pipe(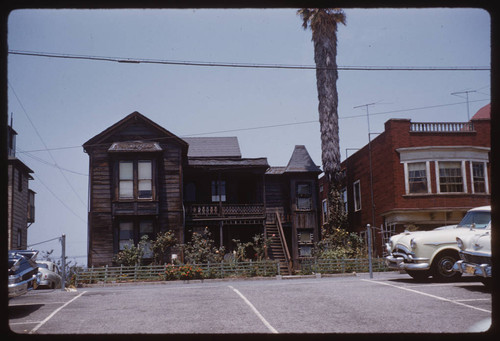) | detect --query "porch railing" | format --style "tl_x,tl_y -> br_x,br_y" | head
186,203 -> 265,219
410,122 -> 474,133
